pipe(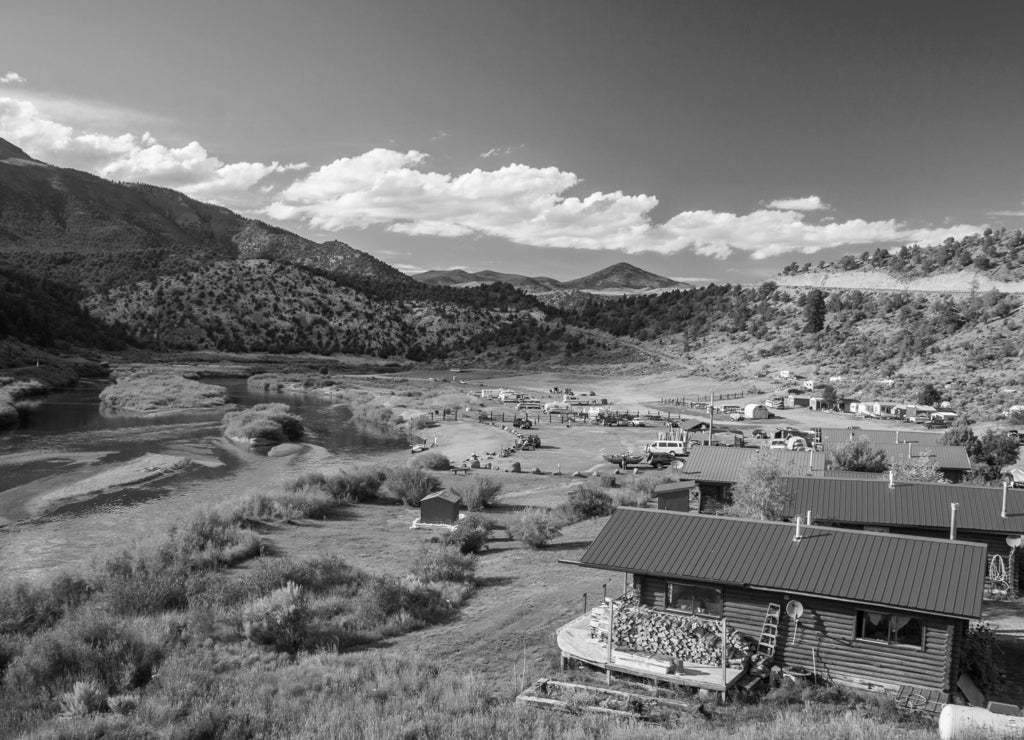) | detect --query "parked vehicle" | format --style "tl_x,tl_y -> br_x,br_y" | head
512,418 -> 533,429
644,440 -> 687,456
524,434 -> 541,449
629,419 -> 646,427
